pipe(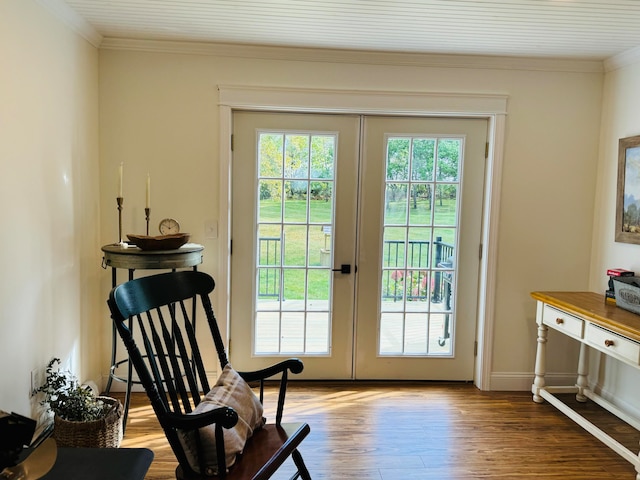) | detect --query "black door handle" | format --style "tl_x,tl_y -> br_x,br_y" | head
332,264 -> 352,274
